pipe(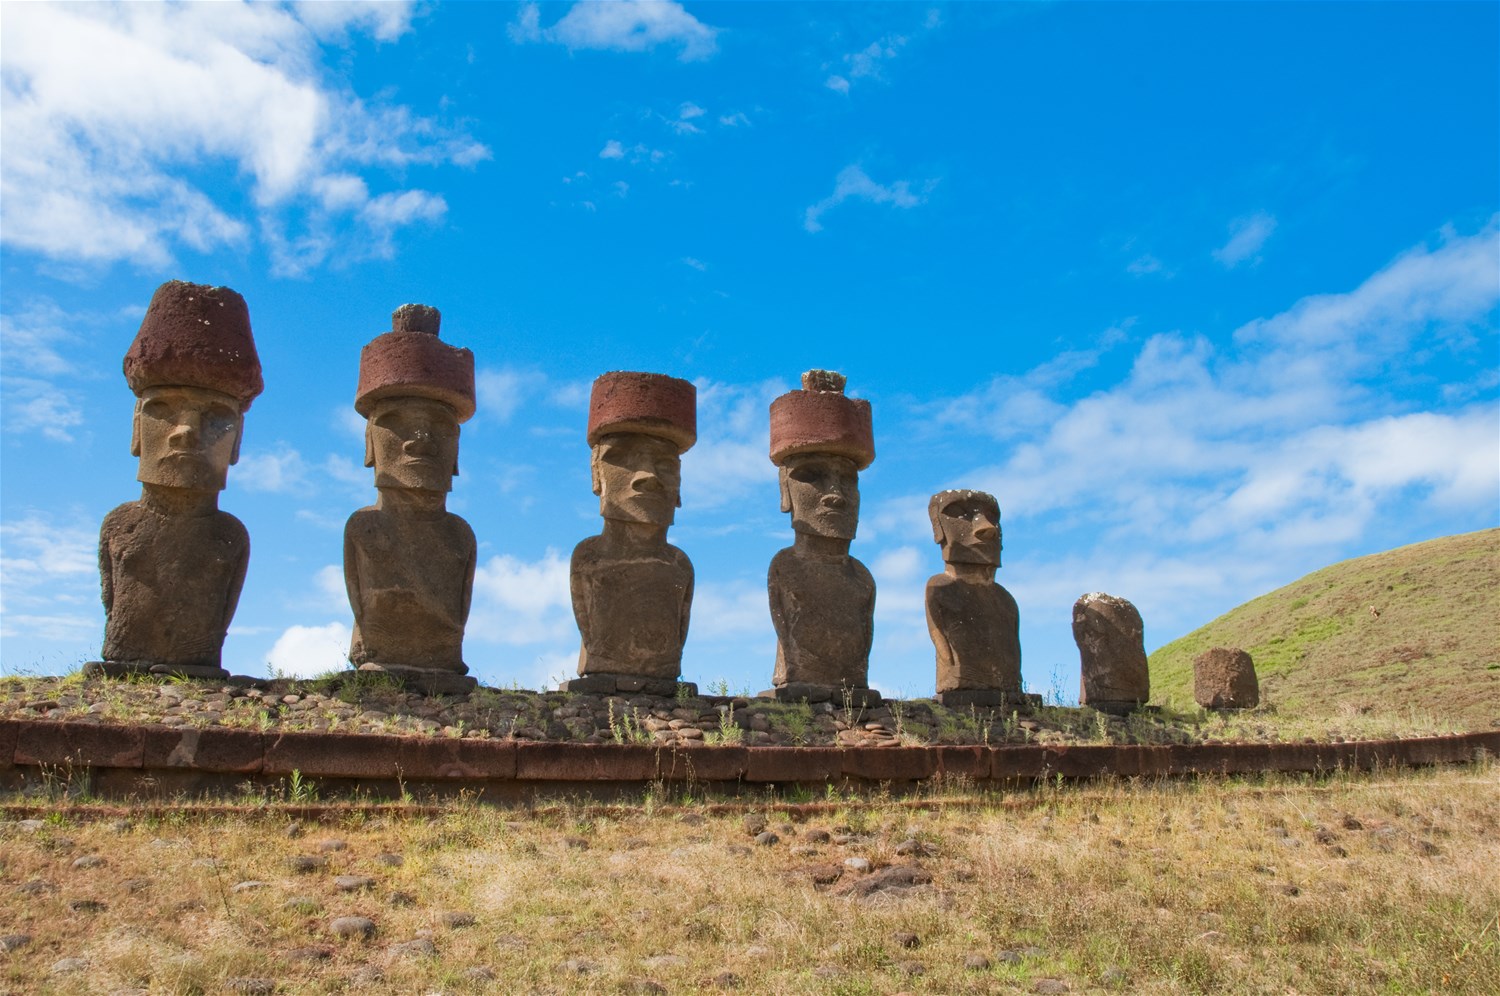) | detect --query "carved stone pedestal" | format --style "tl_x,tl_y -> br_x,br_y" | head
757,683 -> 883,708
357,663 -> 477,697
